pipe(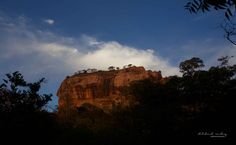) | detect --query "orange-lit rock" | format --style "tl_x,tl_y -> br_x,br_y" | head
57,66 -> 162,112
